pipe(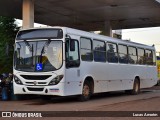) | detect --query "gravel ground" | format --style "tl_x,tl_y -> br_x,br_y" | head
144,85 -> 160,90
